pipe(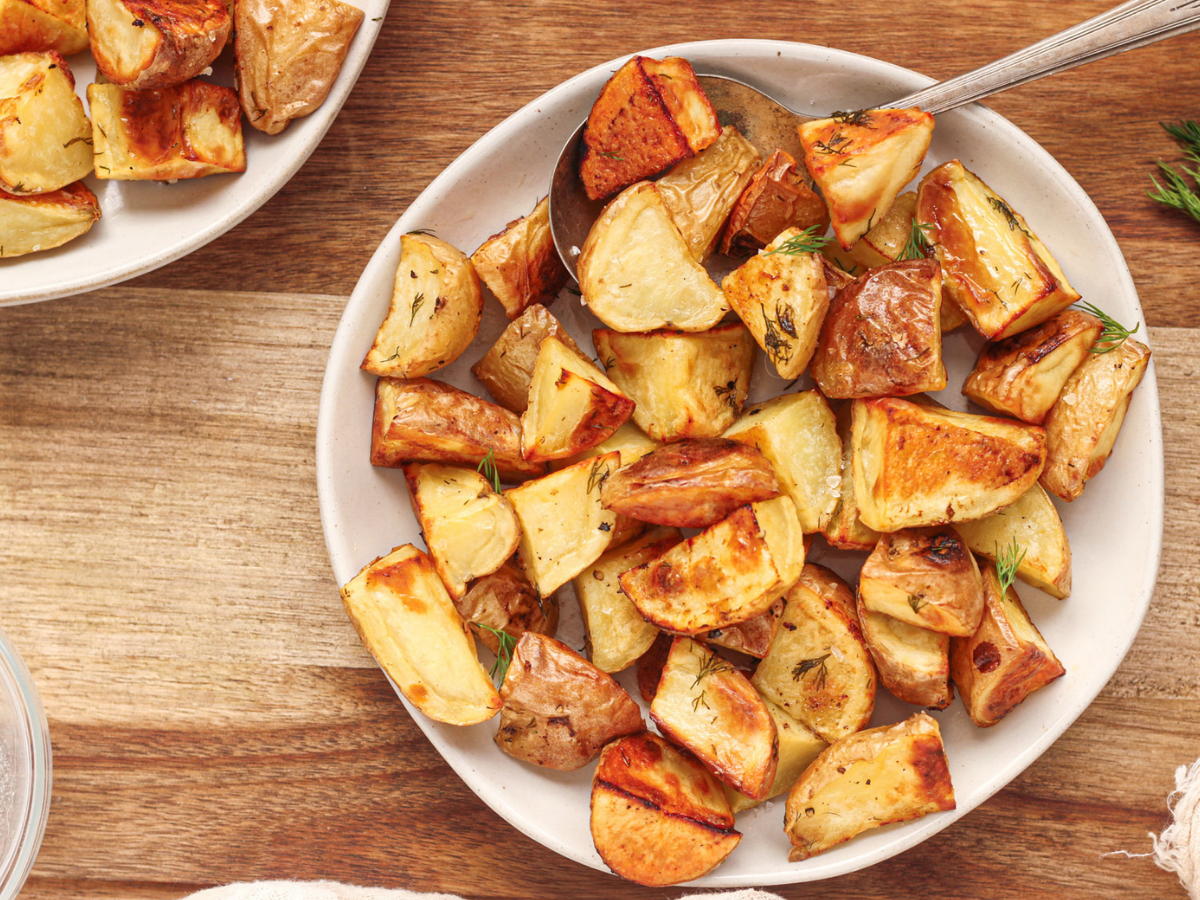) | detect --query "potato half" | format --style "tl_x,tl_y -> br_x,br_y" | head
0,52 -> 91,195
470,196 -> 568,319
857,599 -> 953,709
88,0 -> 231,90
0,181 -> 99,257
721,149 -> 829,257
471,303 -> 585,414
